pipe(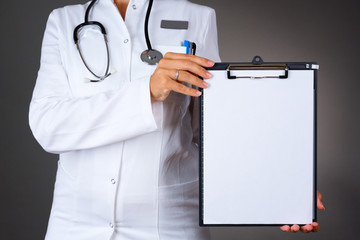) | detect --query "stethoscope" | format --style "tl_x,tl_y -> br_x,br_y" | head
73,0 -> 163,82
